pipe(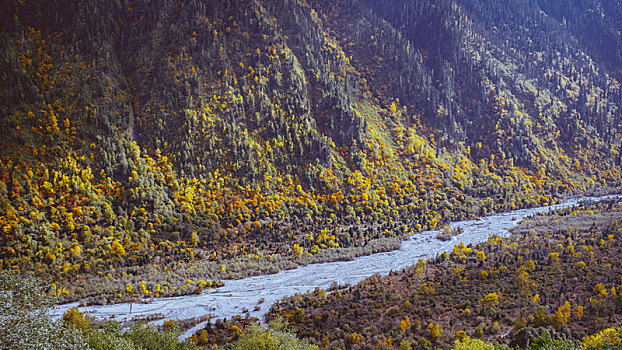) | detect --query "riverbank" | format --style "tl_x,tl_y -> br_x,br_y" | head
61,235 -> 402,306
51,194 -> 622,340
56,187 -> 620,307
